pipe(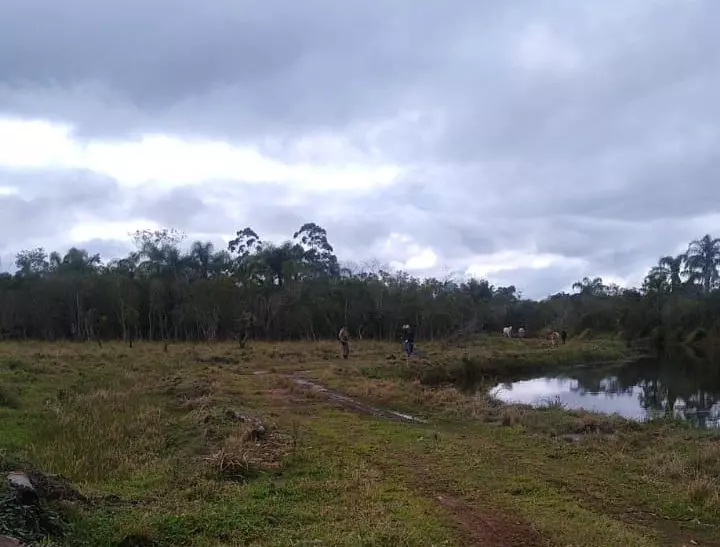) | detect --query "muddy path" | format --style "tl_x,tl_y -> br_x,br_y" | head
371,450 -> 551,546
288,375 -> 427,424
433,492 -> 550,547
271,374 -> 552,545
